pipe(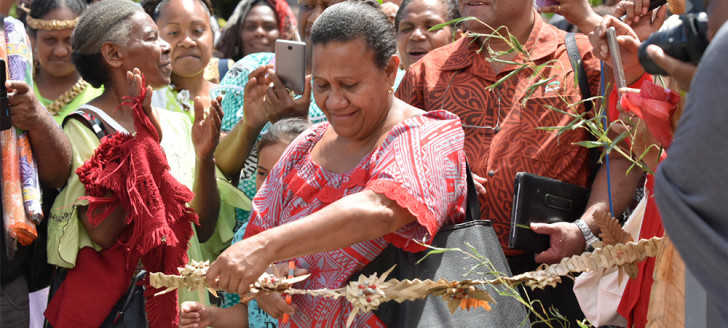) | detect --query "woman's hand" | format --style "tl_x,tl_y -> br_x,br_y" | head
207,235 -> 273,295
127,68 -> 163,141
262,72 -> 312,123
588,15 -> 645,85
192,95 -> 223,161
179,301 -> 212,328
256,263 -> 308,318
256,293 -> 297,319
243,64 -> 275,130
